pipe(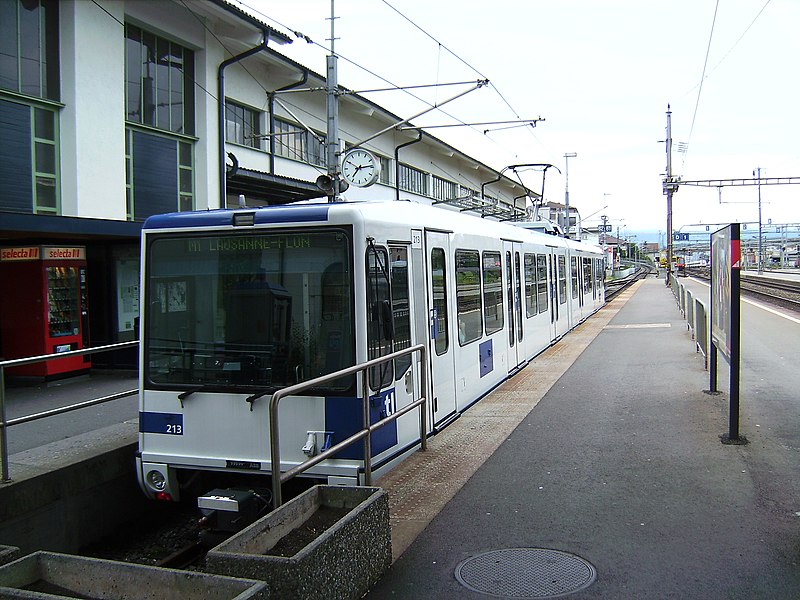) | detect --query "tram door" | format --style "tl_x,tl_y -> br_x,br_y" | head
549,249 -> 569,340
503,241 -> 525,372
424,231 -> 457,426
